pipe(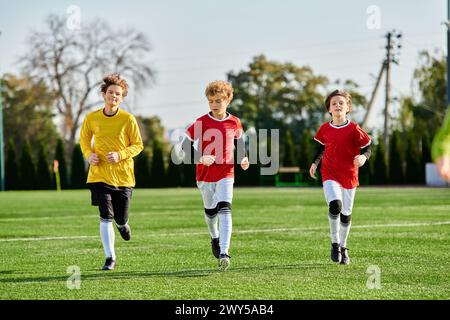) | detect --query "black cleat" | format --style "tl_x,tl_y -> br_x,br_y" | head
211,238 -> 220,259
331,243 -> 341,263
340,247 -> 350,265
102,257 -> 116,271
118,224 -> 131,241
218,253 -> 231,271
